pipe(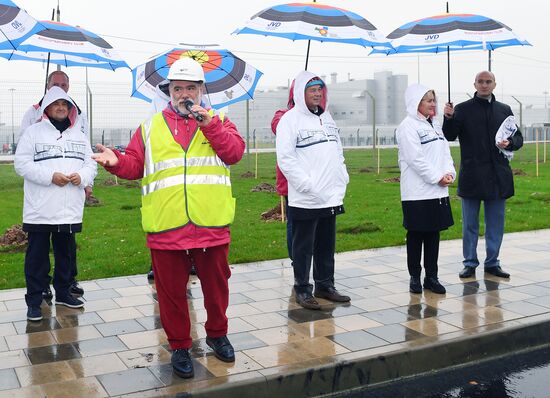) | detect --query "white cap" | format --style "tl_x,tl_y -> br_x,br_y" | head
167,57 -> 205,82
